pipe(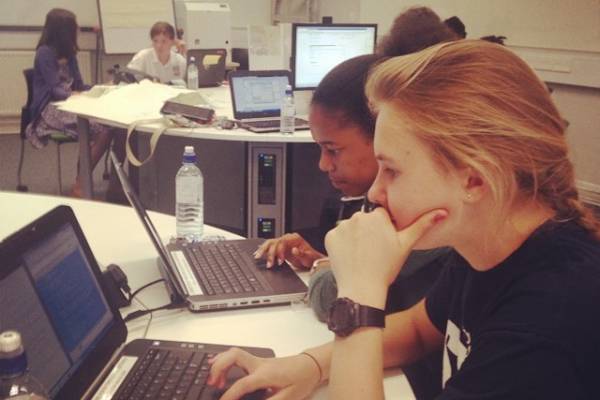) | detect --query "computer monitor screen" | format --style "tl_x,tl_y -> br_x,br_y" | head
292,23 -> 377,90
